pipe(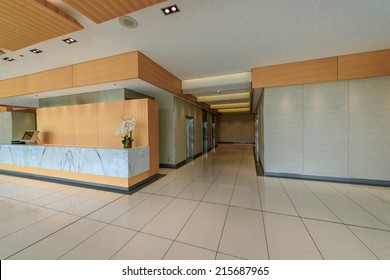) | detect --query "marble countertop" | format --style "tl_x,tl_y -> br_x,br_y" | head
0,144 -> 150,178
